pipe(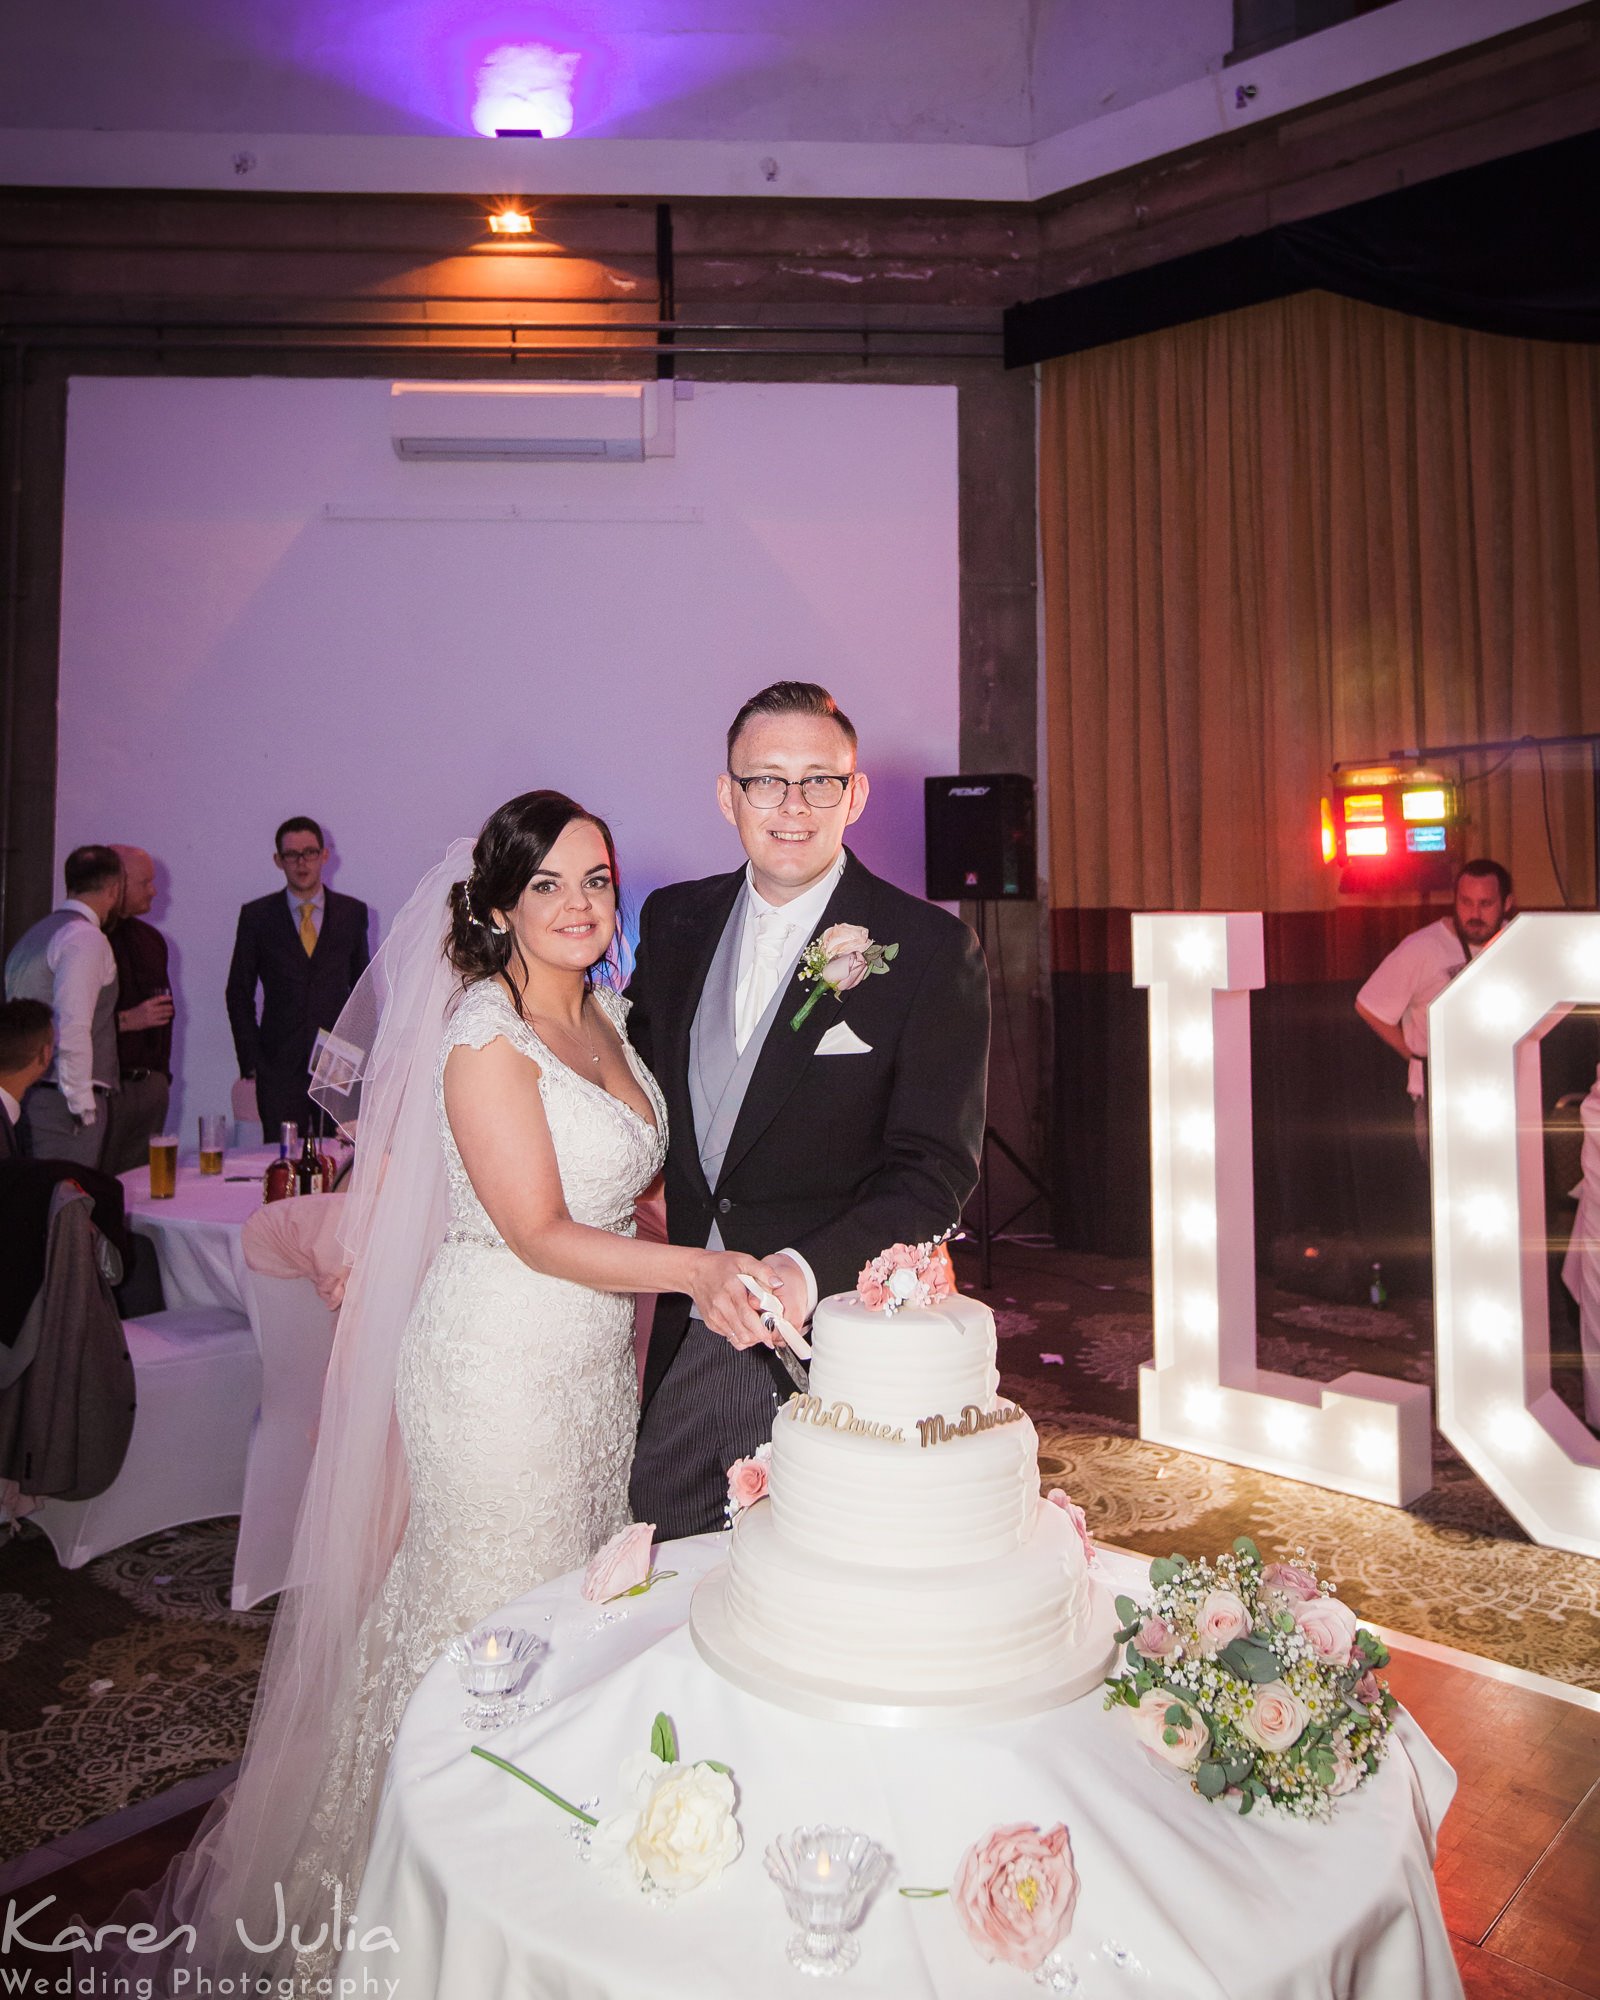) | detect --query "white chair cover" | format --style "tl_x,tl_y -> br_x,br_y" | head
30,1306 -> 260,1568
232,1270 -> 337,1610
